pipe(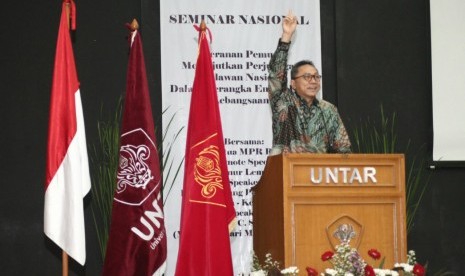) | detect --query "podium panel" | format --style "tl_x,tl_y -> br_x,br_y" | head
252,154 -> 407,275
